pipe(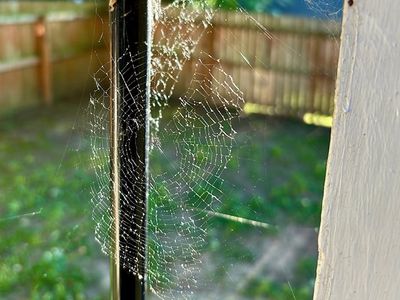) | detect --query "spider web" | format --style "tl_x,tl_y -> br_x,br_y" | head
89,0 -> 342,298
90,1 -> 245,298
